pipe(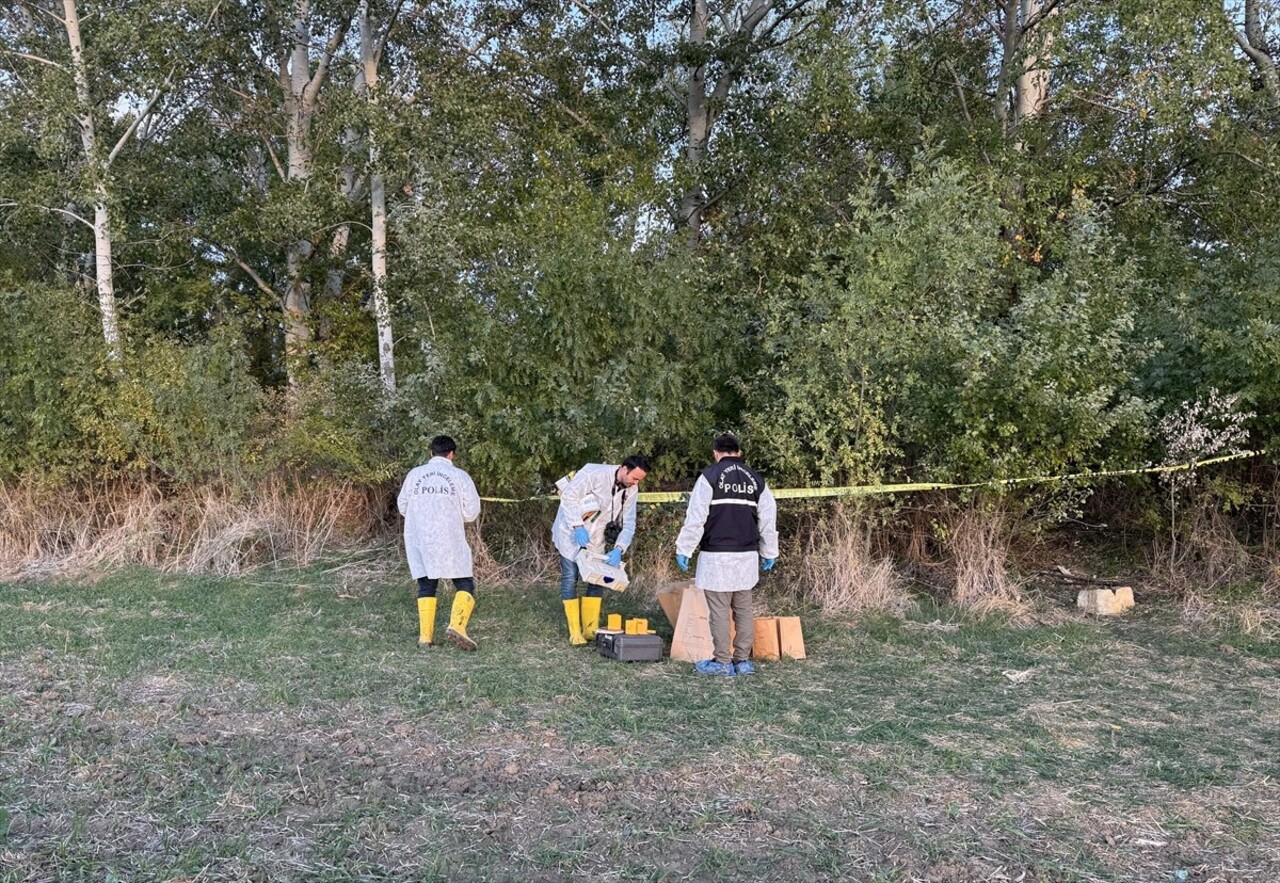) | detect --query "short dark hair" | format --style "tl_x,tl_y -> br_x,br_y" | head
430,435 -> 457,457
713,433 -> 741,454
621,454 -> 650,472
